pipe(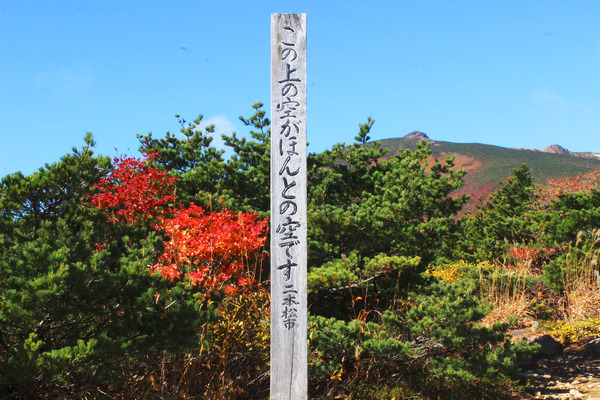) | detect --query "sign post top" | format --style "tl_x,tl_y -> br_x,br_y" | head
271,13 -> 306,30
